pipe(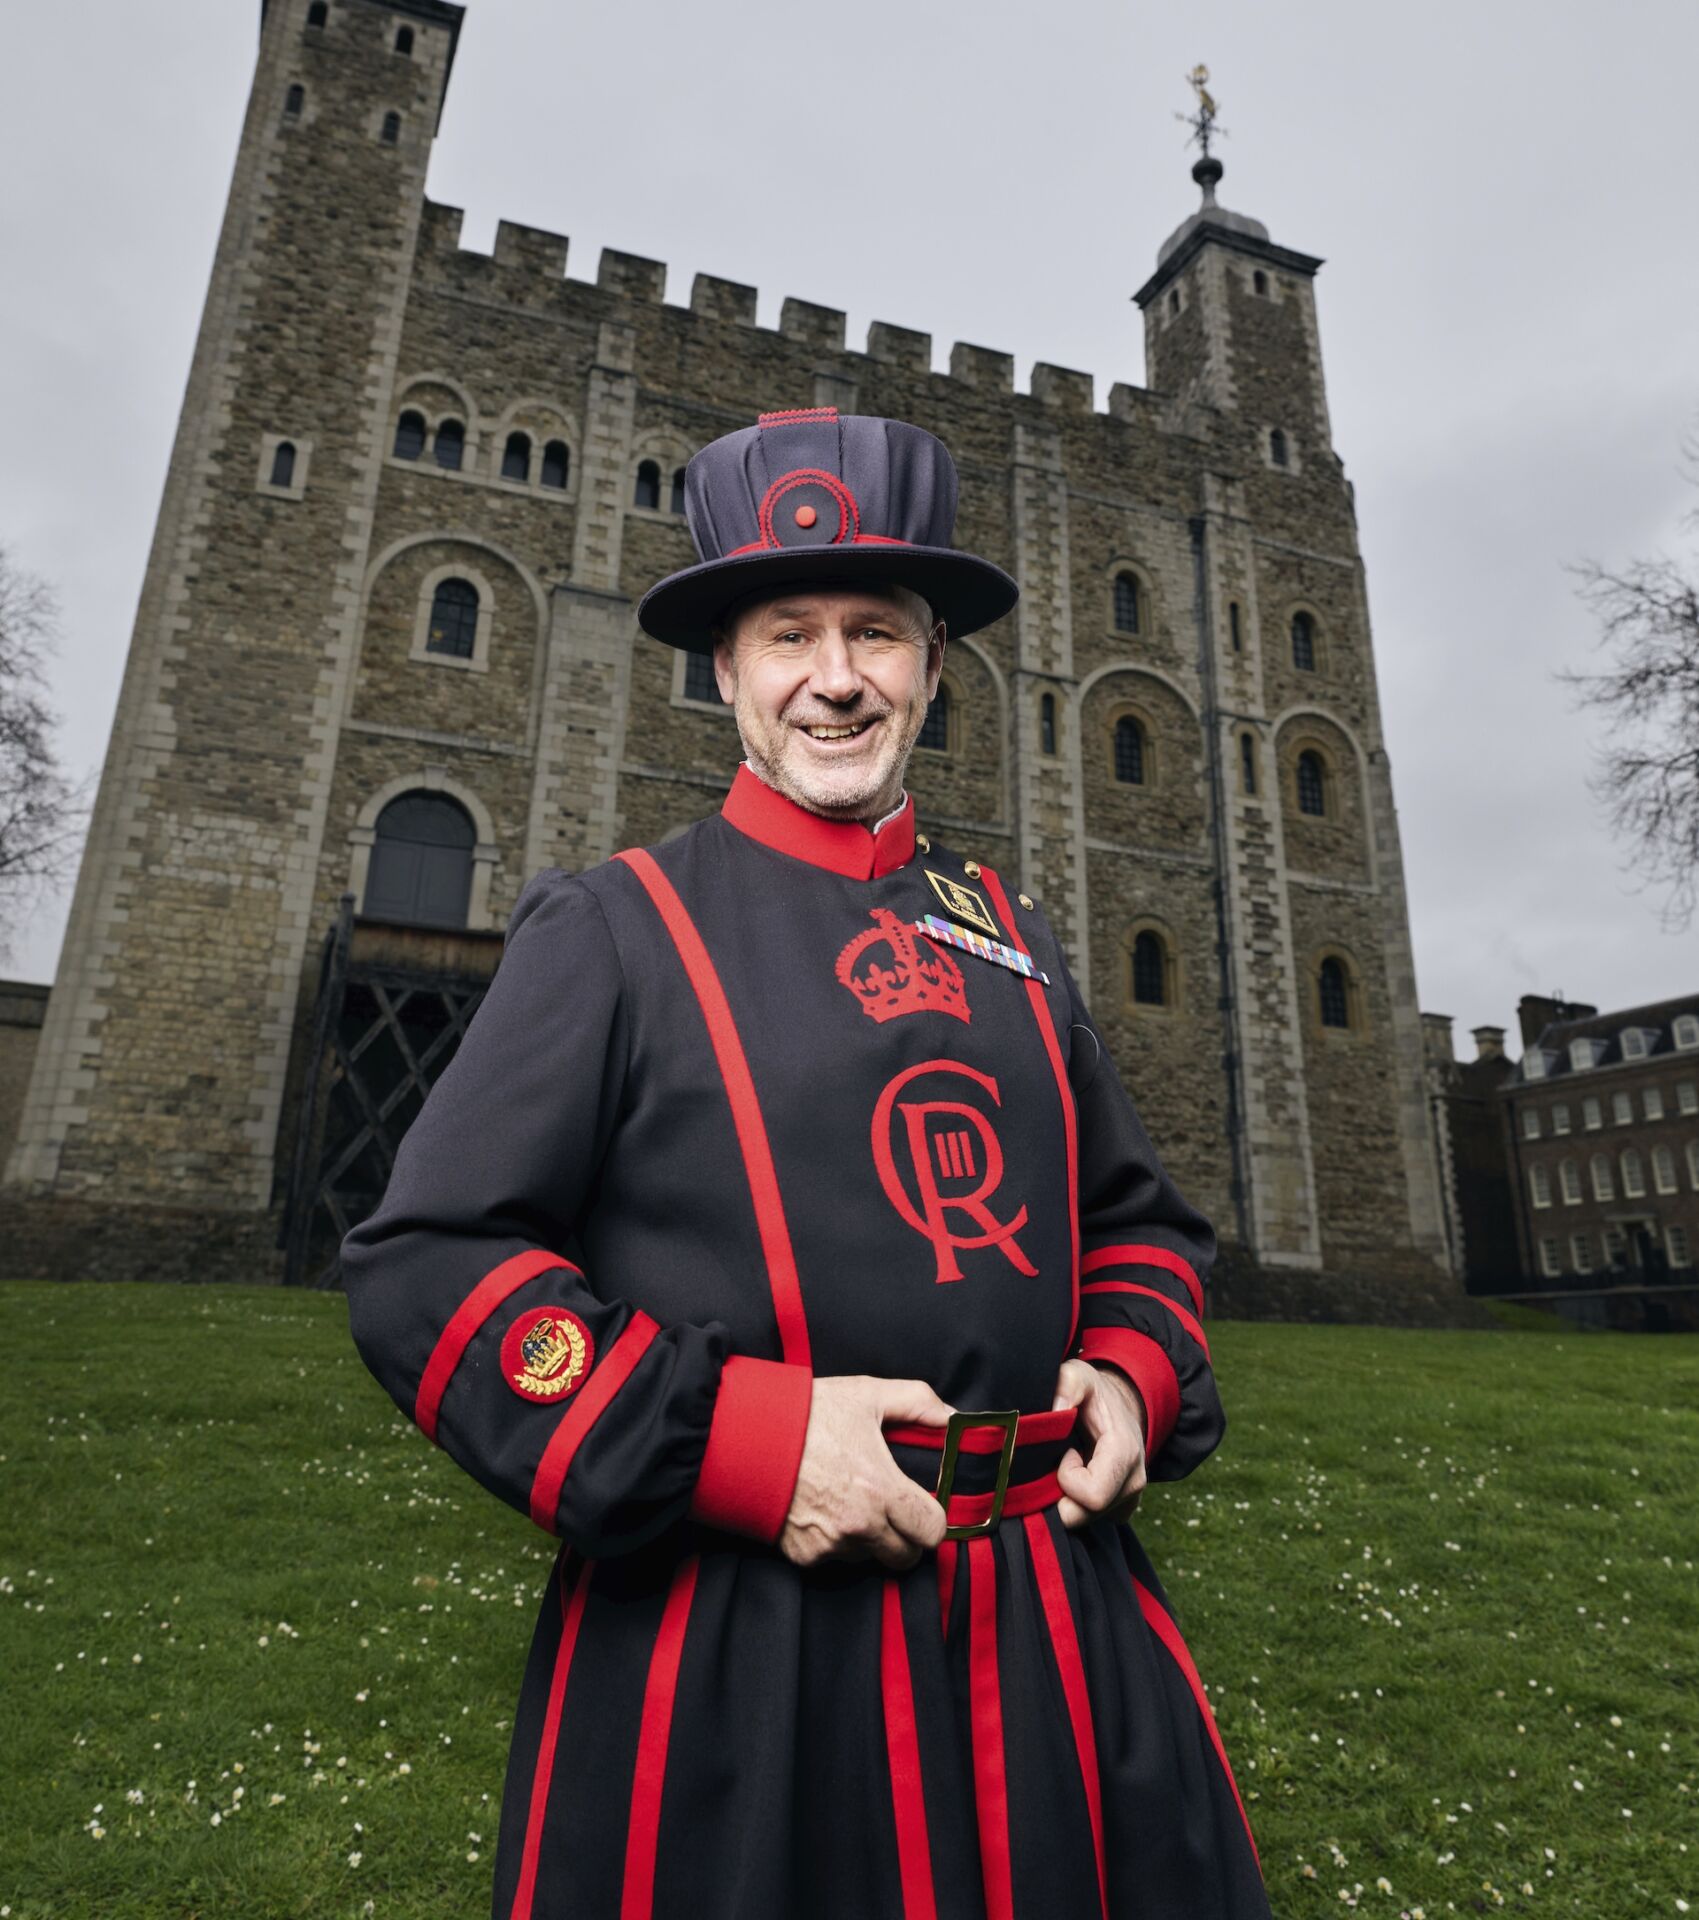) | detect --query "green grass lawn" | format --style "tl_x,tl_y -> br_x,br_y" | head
1,1284 -> 1694,1919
